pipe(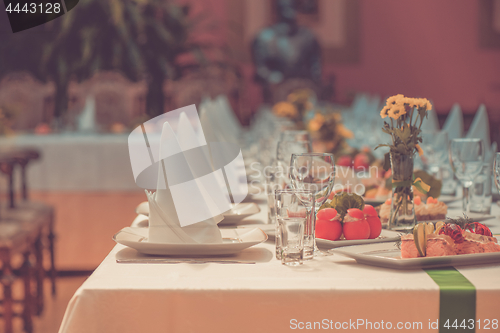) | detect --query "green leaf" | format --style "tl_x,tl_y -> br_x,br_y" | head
321,192 -> 365,223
